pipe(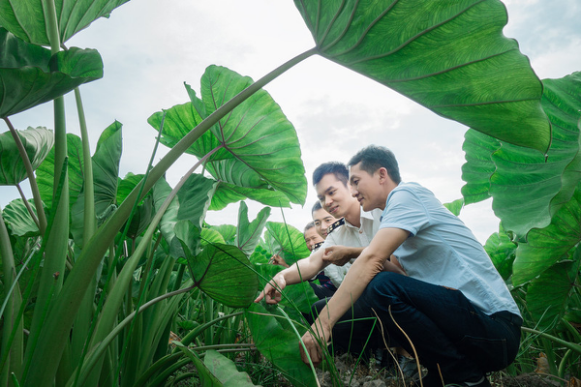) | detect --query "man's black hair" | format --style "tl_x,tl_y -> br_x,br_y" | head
348,145 -> 401,184
311,201 -> 322,215
312,162 -> 349,187
304,221 -> 316,235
